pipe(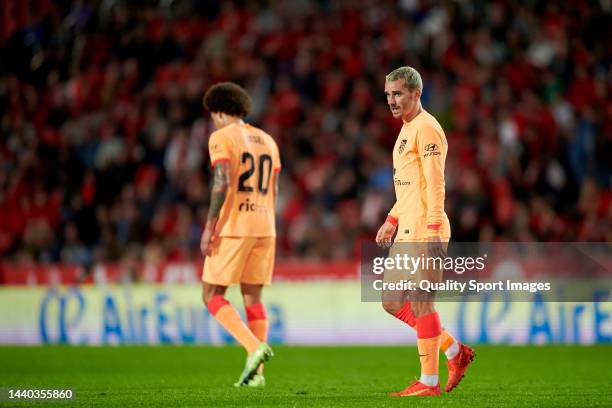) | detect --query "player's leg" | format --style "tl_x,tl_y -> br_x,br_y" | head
388,241 -> 474,395
412,300 -> 443,385
389,298 -> 442,397
202,236 -> 273,387
240,238 -> 273,341
389,242 -> 442,396
201,237 -> 263,354
236,237 -> 277,387
405,304 -> 475,394
387,300 -> 462,362
385,296 -> 462,379
201,281 -> 261,353
381,241 -> 433,336
241,283 -> 267,386
416,239 -> 474,393
381,242 -> 412,327
241,283 -> 268,347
